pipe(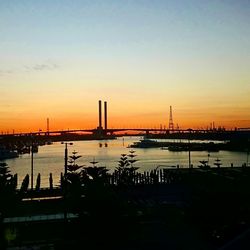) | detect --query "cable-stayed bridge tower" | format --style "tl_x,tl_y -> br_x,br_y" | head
97,100 -> 108,135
